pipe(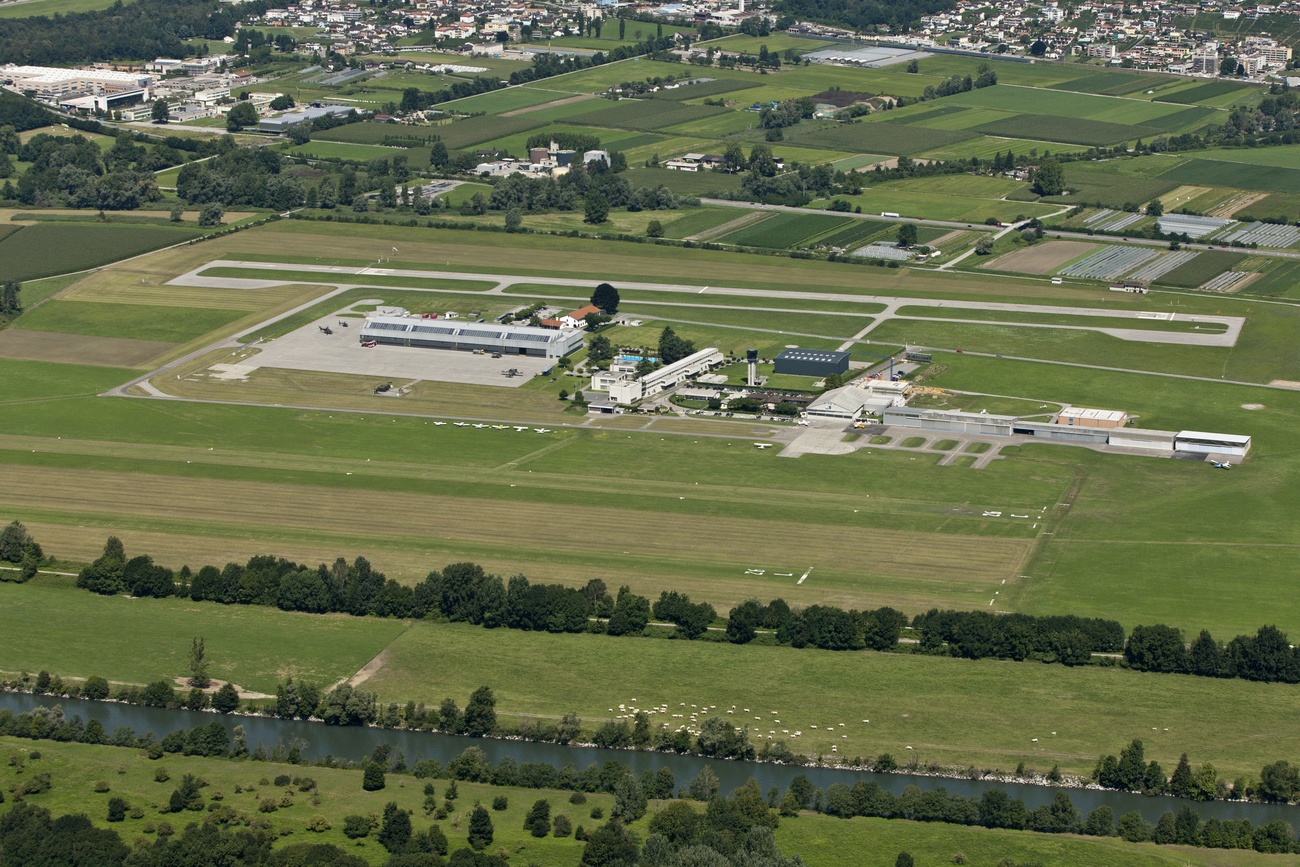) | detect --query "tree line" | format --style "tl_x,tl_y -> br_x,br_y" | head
65,538 -> 1300,685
